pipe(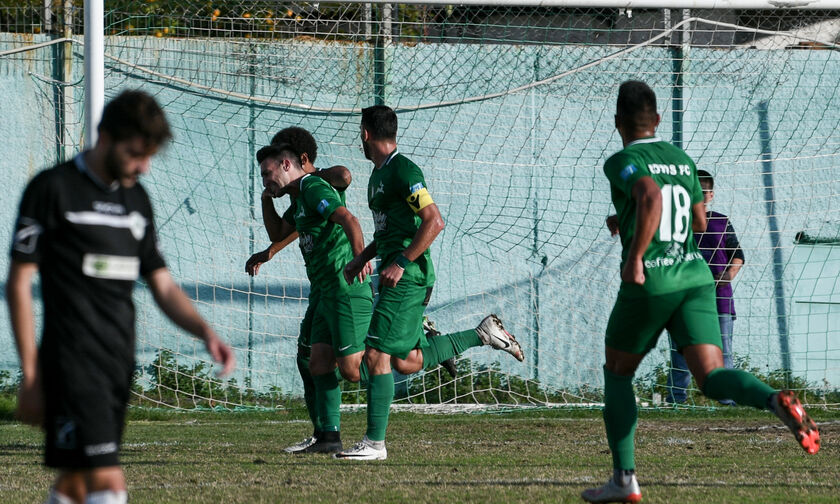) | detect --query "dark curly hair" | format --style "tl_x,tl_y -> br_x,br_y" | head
271,127 -> 317,163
